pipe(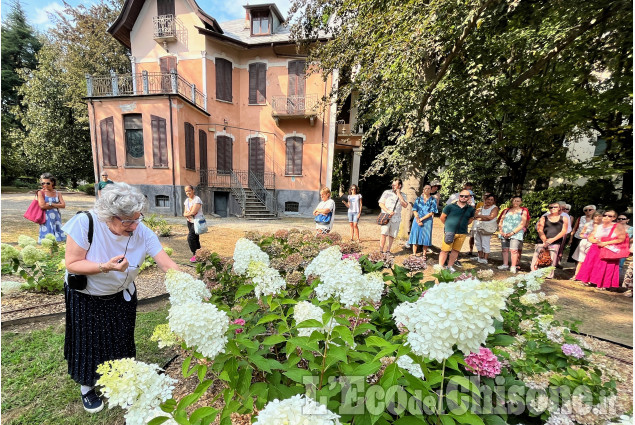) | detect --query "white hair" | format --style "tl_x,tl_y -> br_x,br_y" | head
584,205 -> 596,211
564,204 -> 571,210
94,182 -> 147,222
